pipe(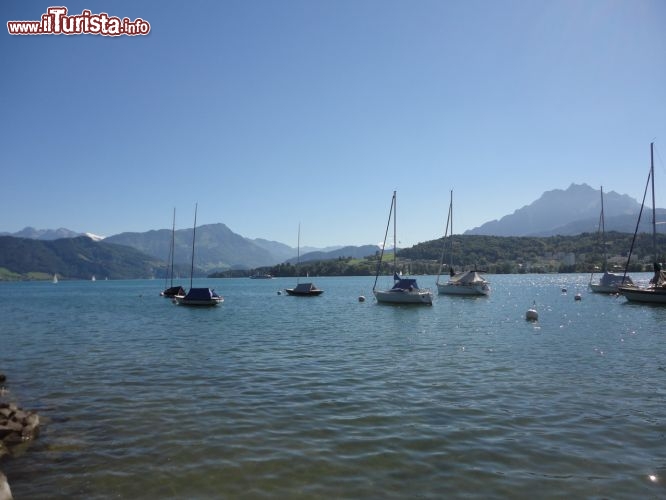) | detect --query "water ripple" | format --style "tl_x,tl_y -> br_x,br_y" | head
1,276 -> 665,499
